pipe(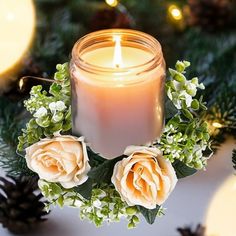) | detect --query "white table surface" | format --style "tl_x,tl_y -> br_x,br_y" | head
0,137 -> 235,236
